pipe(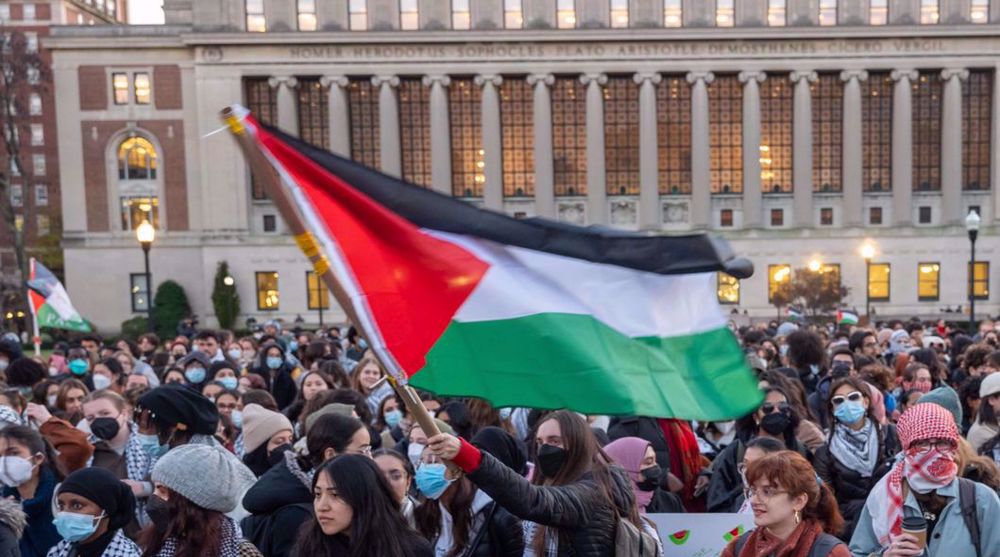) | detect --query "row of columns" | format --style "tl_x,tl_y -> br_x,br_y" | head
264,67 -> 978,229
